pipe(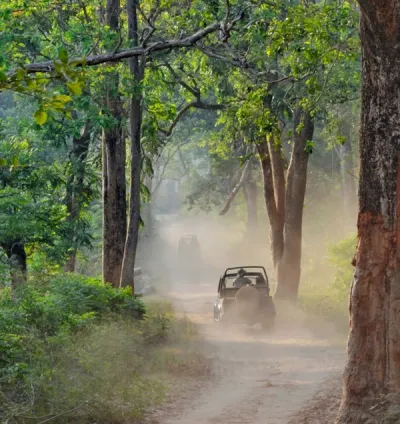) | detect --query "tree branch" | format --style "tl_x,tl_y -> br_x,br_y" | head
163,62 -> 200,98
9,19 -> 240,77
158,100 -> 225,137
219,159 -> 251,216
